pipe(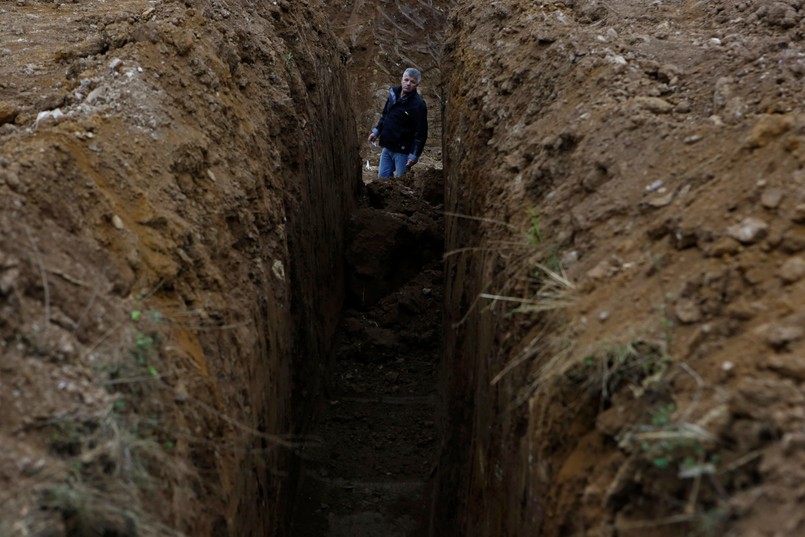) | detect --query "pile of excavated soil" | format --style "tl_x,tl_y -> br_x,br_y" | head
438,0 -> 804,536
